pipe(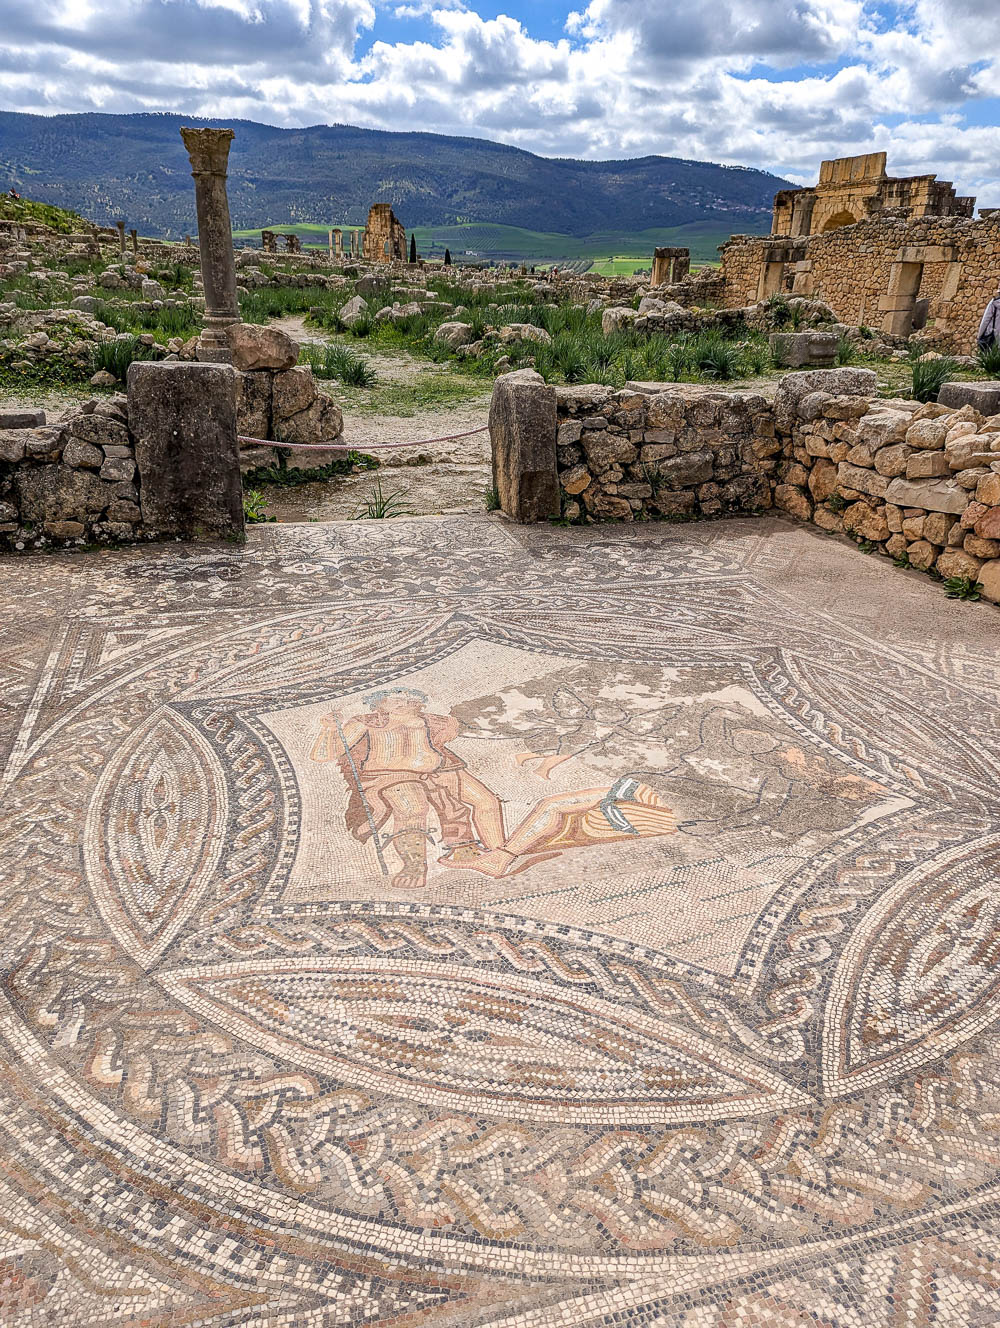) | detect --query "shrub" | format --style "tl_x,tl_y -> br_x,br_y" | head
911,356 -> 956,403
836,335 -> 856,365
978,341 -> 1000,375
88,335 -> 155,380
299,342 -> 377,387
353,477 -> 410,519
